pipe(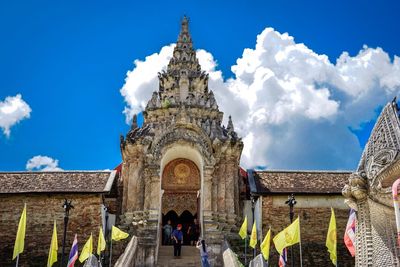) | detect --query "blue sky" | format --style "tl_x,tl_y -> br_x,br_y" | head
0,0 -> 399,171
